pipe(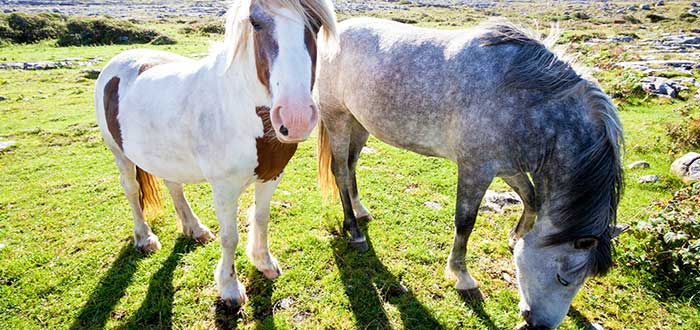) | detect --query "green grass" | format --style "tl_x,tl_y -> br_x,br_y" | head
2,5 -> 700,330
